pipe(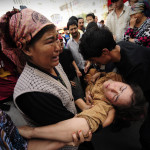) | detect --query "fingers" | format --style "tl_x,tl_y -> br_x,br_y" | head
85,131 -> 92,141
